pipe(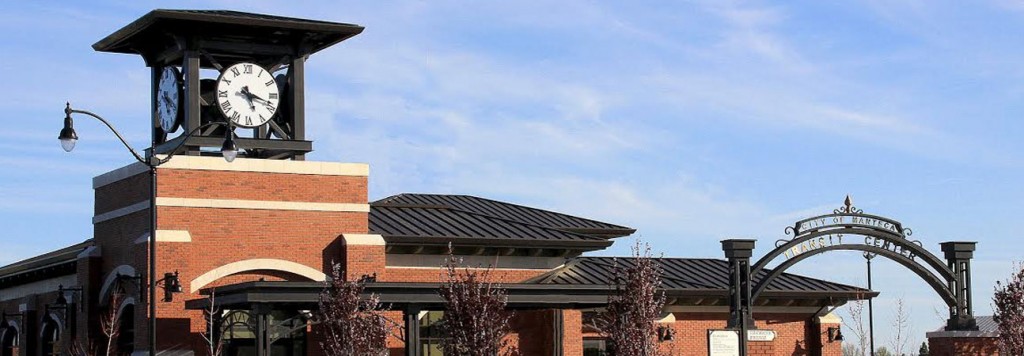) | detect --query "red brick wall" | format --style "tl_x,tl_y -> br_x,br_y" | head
928,336 -> 1000,356
89,162 -> 370,353
579,312 -> 842,356
563,310 -> 583,356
